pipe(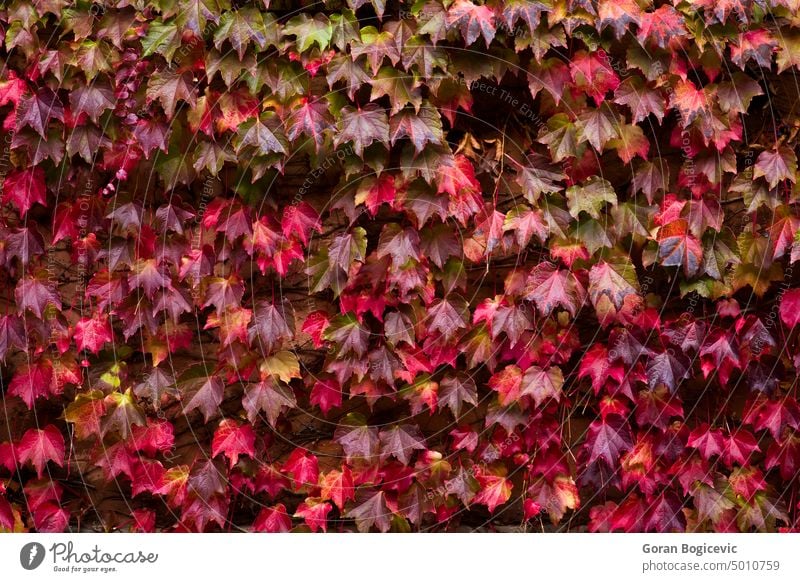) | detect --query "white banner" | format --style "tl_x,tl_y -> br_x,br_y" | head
0,533 -> 797,581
